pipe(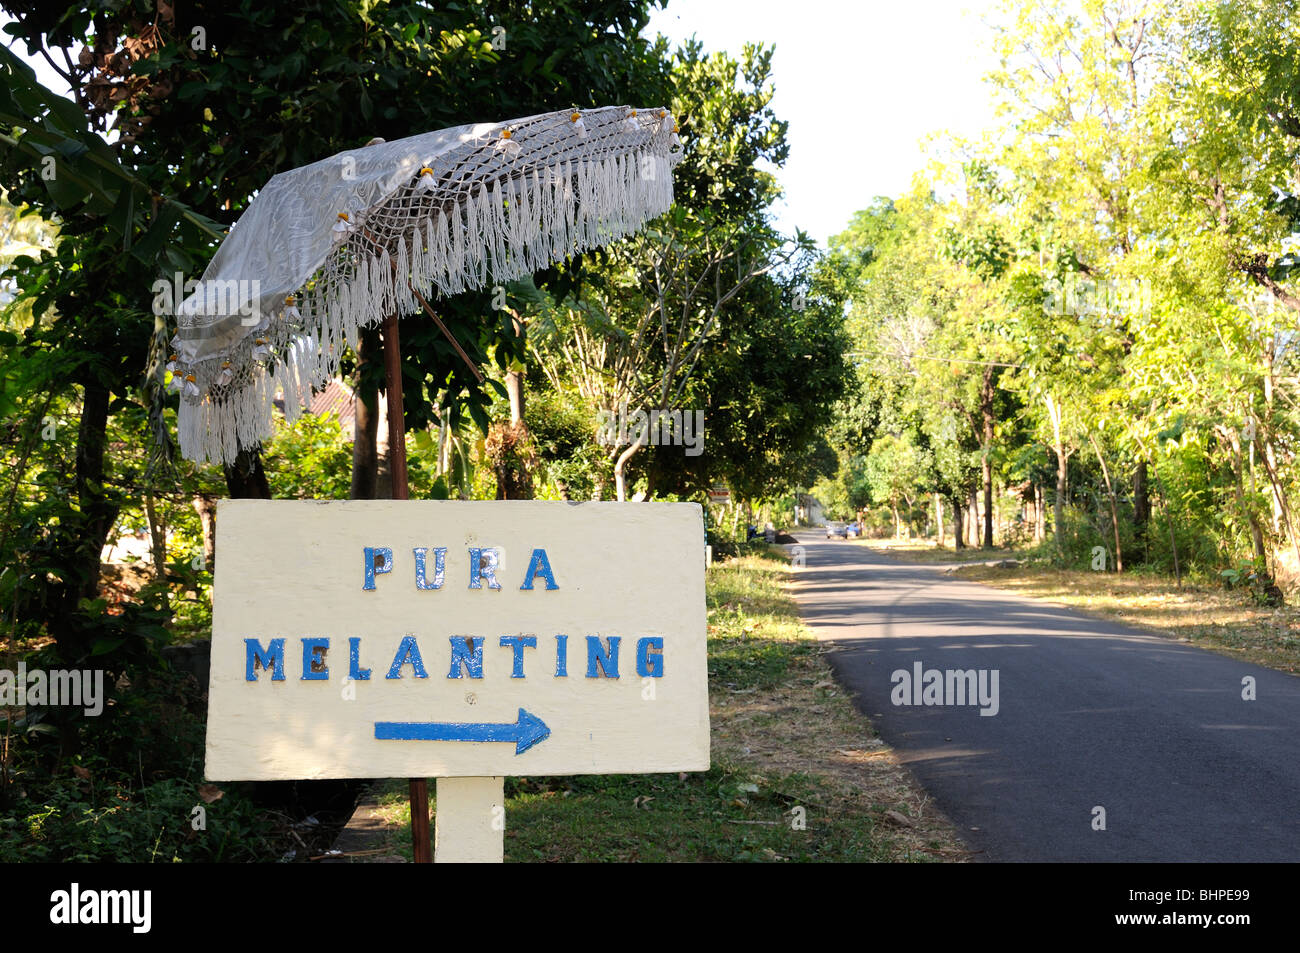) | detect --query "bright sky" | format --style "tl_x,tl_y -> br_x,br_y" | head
6,4 -> 1004,249
645,0 -> 1002,246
